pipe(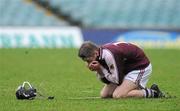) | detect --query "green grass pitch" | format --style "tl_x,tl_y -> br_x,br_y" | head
0,48 -> 180,111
